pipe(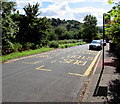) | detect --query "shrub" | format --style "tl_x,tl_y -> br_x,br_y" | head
23,42 -> 34,50
58,39 -> 83,44
61,46 -> 64,48
39,44 -> 43,48
65,45 -> 68,48
41,39 -> 49,46
12,43 -> 23,52
2,42 -> 23,55
2,42 -> 14,55
49,41 -> 59,48
35,44 -> 40,49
